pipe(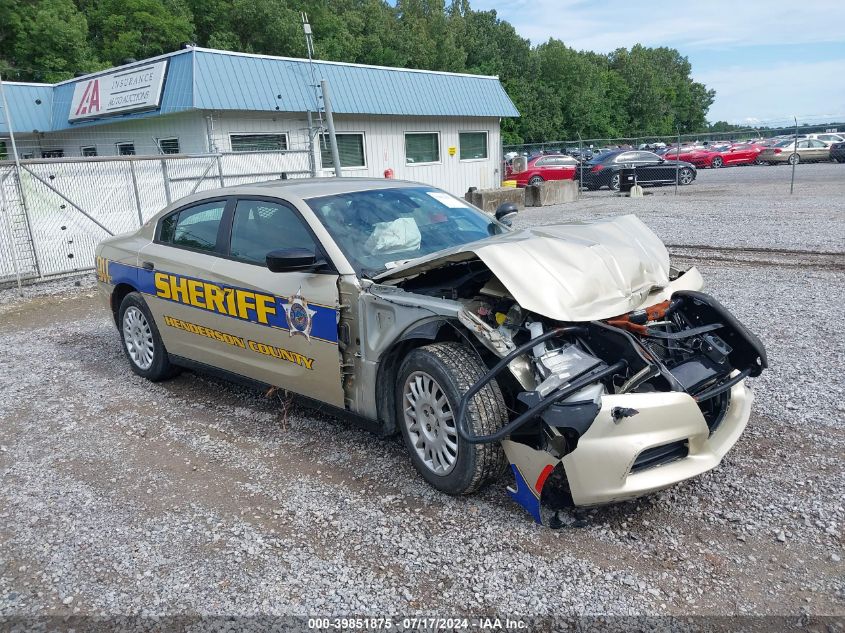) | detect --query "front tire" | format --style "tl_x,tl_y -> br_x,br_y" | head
788,153 -> 800,165
711,156 -> 723,168
118,292 -> 177,381
396,343 -> 507,495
